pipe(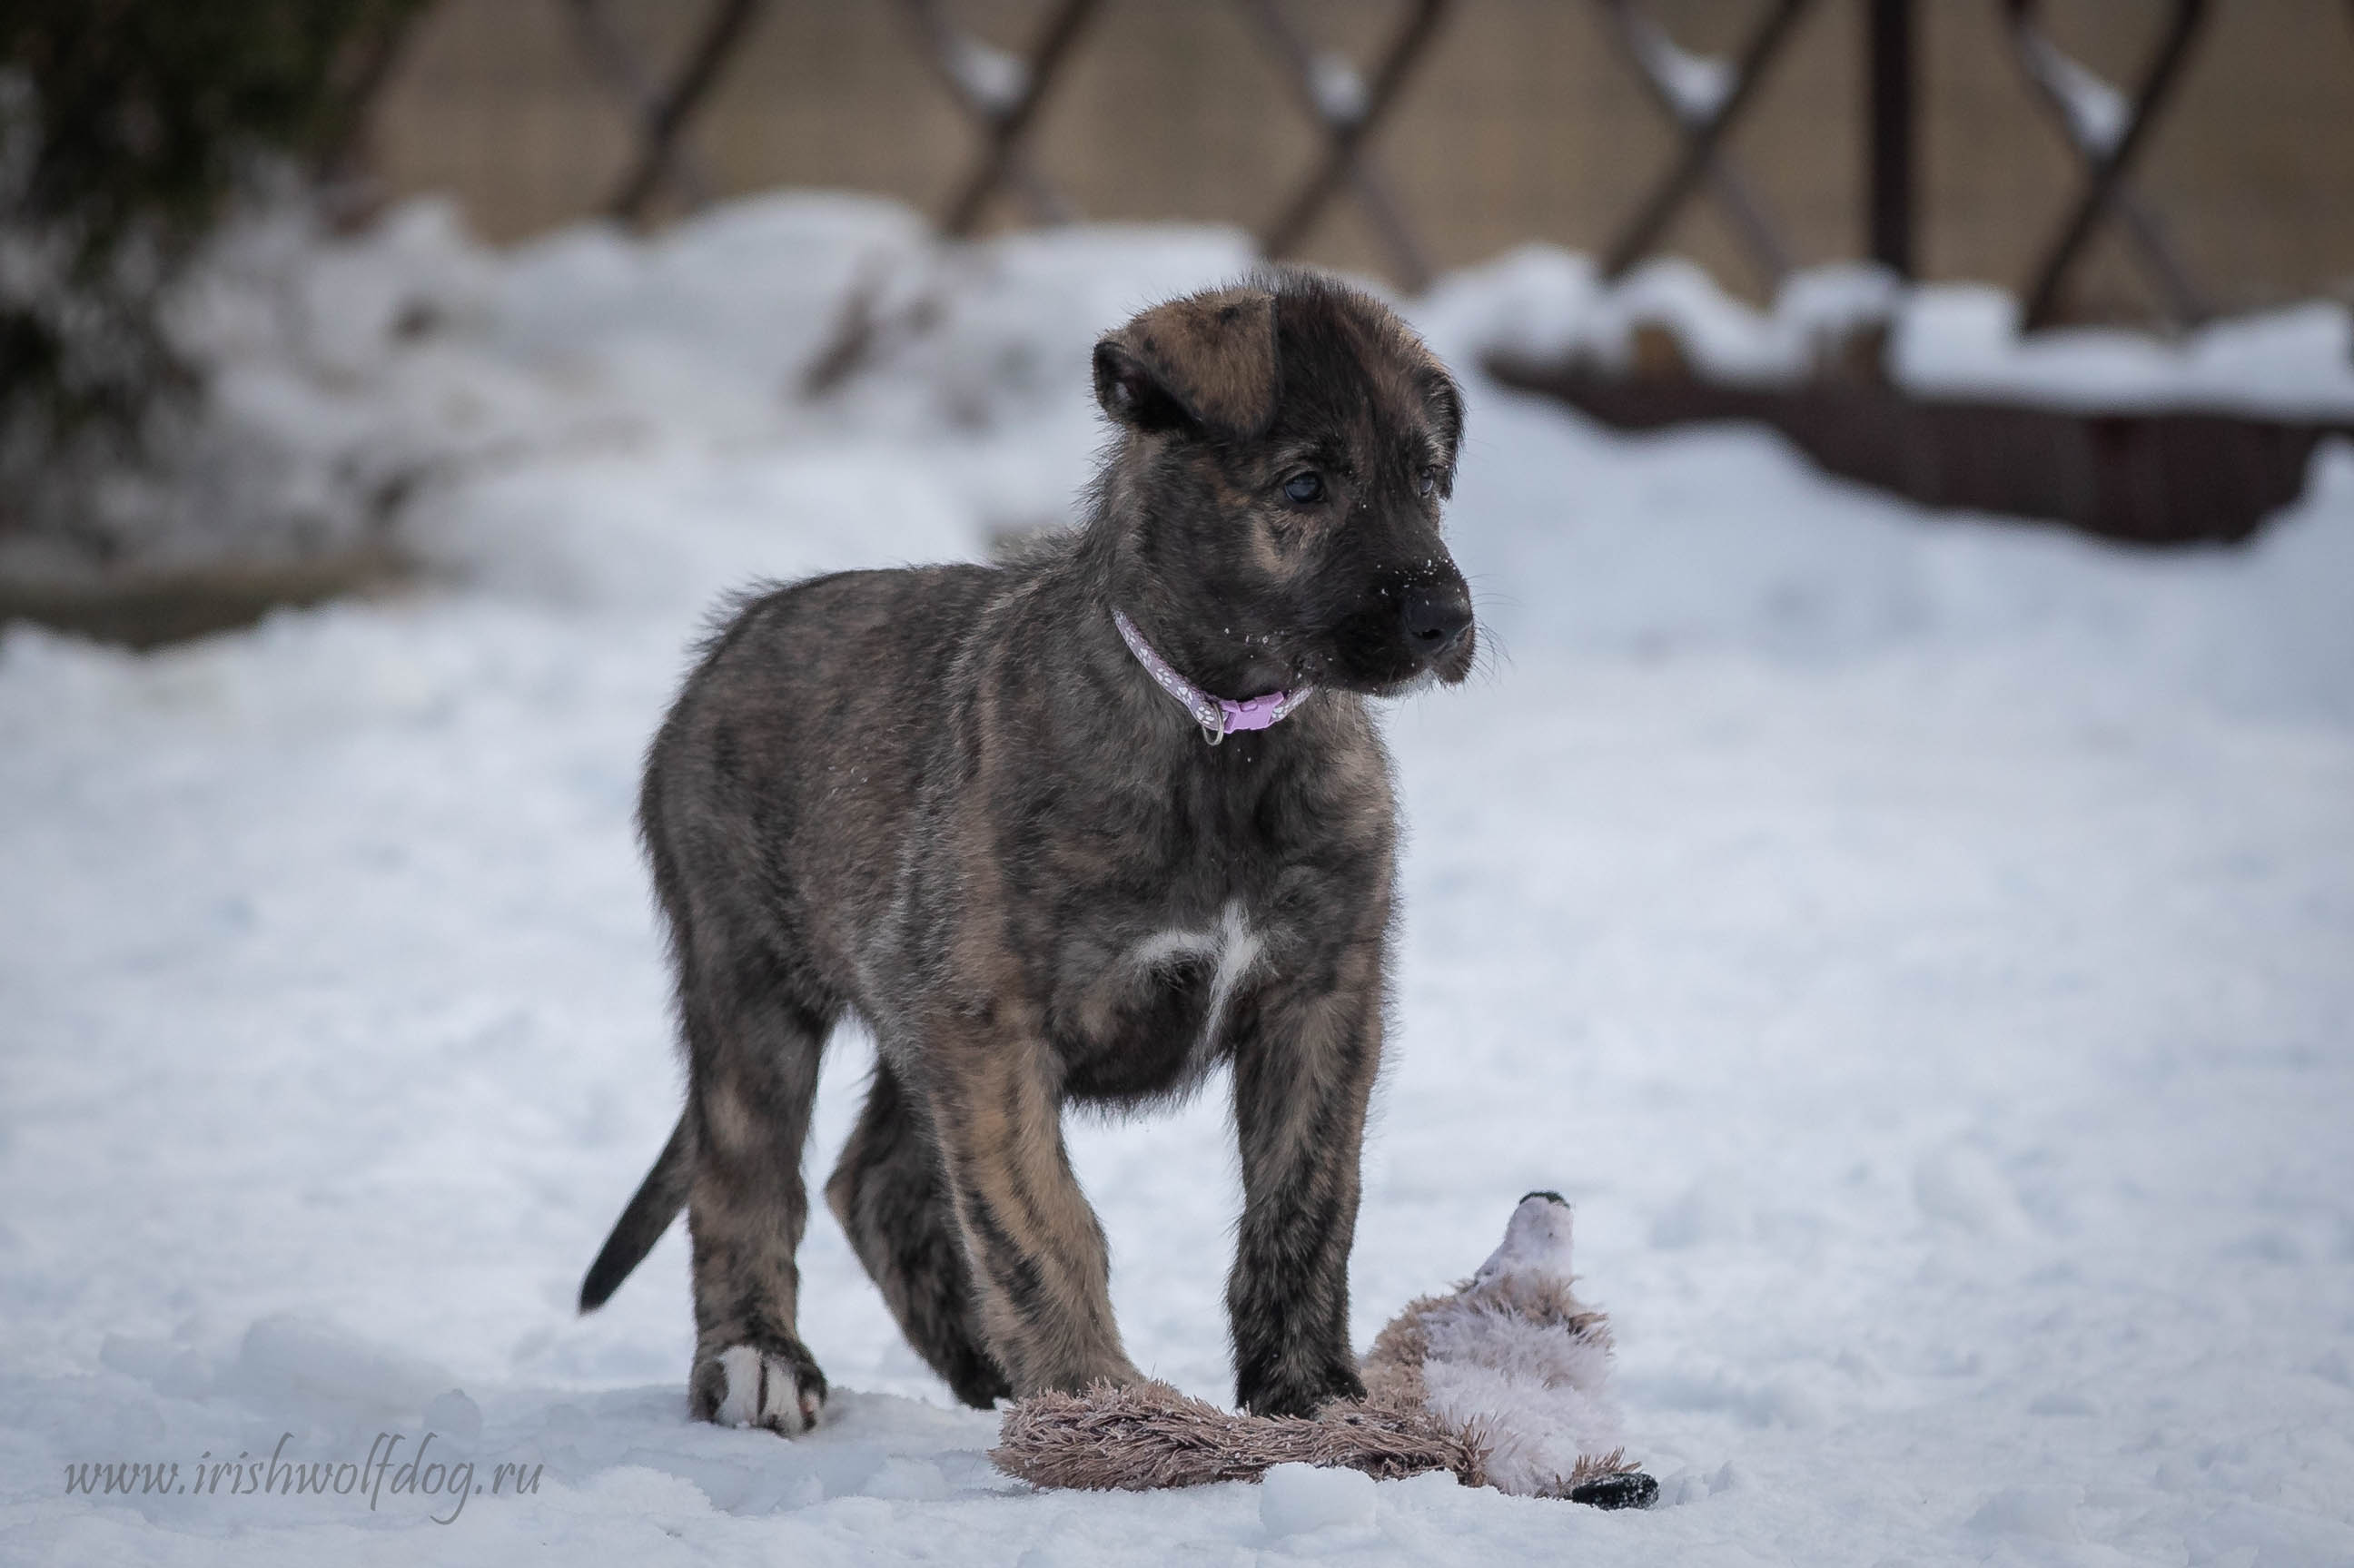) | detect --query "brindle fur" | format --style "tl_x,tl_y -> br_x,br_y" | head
579,270 -> 1476,1429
